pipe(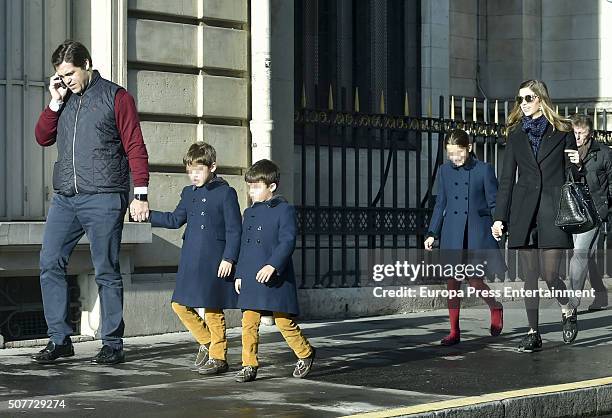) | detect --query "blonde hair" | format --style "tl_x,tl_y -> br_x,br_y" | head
506,80 -> 571,133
